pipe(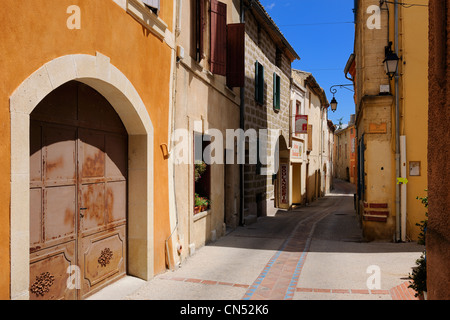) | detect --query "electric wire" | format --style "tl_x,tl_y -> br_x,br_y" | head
381,0 -> 428,8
